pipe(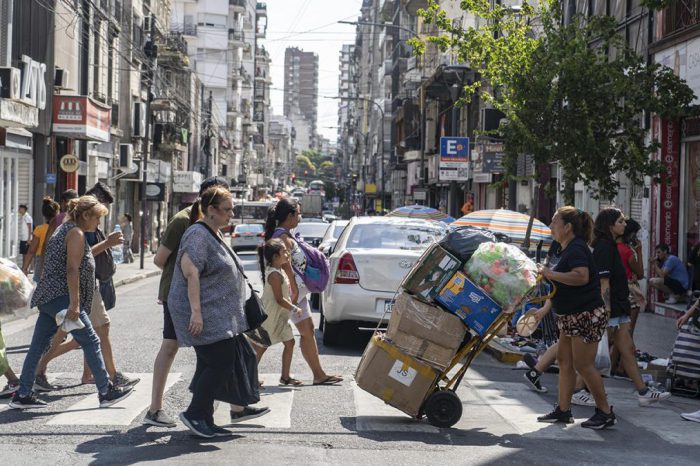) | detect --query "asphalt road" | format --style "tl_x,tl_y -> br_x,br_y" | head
2,252 -> 700,465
